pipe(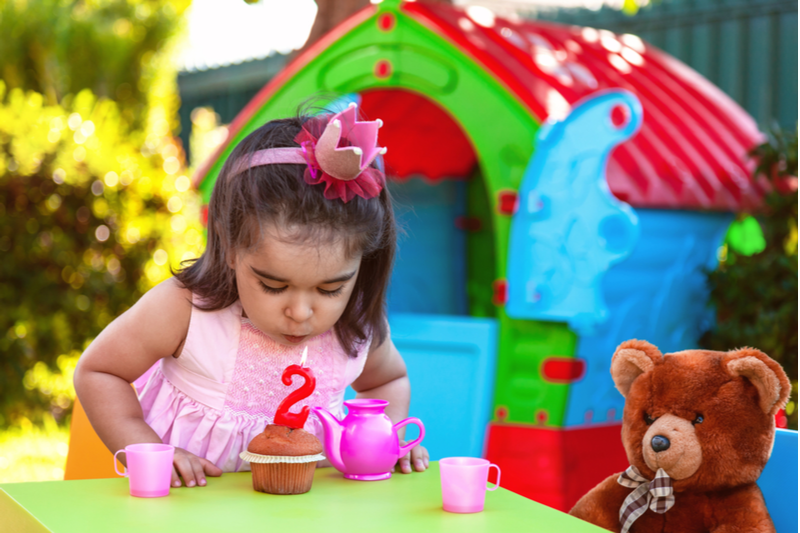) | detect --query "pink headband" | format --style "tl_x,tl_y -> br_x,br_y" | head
231,103 -> 387,203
